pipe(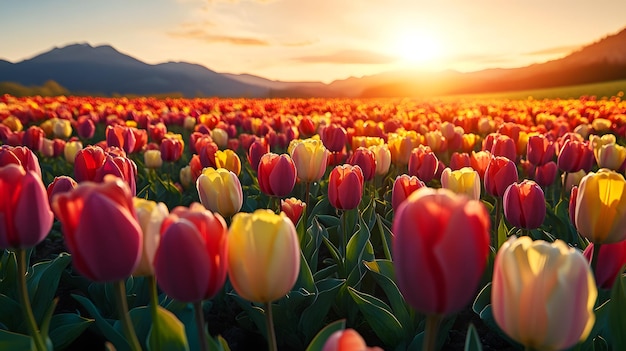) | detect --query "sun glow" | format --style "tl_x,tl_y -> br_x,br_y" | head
391,28 -> 443,65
